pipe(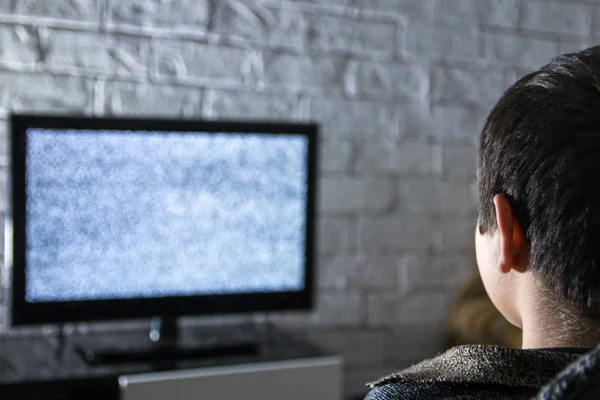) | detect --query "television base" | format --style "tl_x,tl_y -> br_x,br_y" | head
76,316 -> 259,365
